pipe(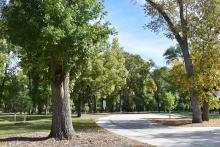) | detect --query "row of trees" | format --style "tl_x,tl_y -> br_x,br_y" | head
0,0 -> 220,140
1,37 -> 188,115
145,0 -> 220,123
